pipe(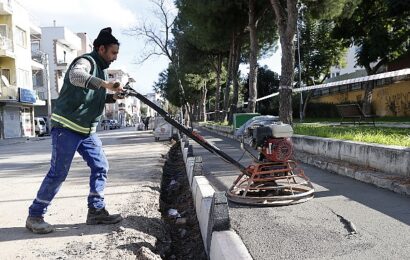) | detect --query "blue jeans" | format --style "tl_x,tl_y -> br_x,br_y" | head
29,127 -> 109,217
